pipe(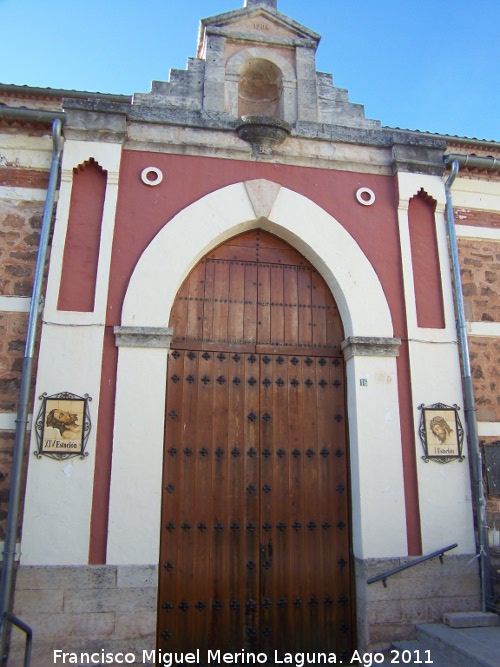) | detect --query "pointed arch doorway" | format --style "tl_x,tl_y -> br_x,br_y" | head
158,229 -> 354,659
